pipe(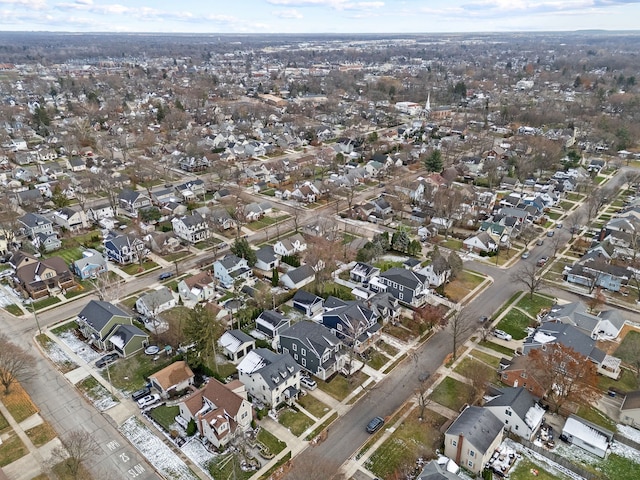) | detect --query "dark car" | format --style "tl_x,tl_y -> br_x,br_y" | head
366,416 -> 385,434
95,353 -> 119,368
159,272 -> 173,280
537,256 -> 549,267
479,315 -> 489,323
131,386 -> 151,401
546,230 -> 555,237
